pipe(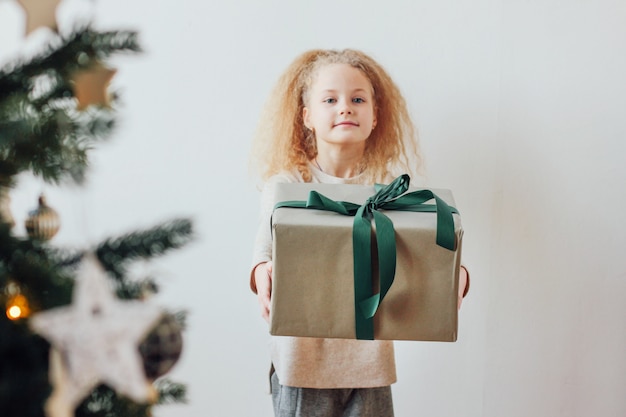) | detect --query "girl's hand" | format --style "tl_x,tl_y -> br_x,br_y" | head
458,266 -> 469,310
254,261 -> 273,323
